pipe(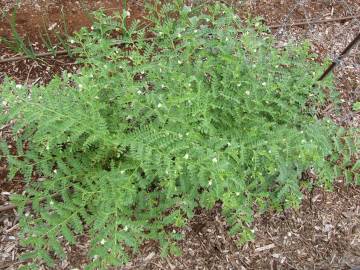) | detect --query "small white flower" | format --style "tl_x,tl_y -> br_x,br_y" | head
237,83 -> 241,87
78,84 -> 83,89
91,26 -> 94,30
262,82 -> 266,86
178,60 -> 183,64
161,84 -> 165,88
245,91 -> 250,96
123,226 -> 128,231
2,100 -> 8,106
53,169 -> 57,174
268,150 -> 272,154
225,37 -> 229,42
137,90 -> 142,95
46,144 -> 50,151
184,154 -> 189,160
178,134 -> 183,139
205,18 -> 210,22
252,64 -> 256,68
100,239 -> 106,245
275,65 -> 279,68
208,180 -> 212,186
186,132 -> 190,136
157,103 -> 162,108
126,10 -> 131,17
300,130 -> 304,134
120,170 -> 125,174
194,29 -> 198,33
177,33 -> 182,38
70,39 -> 75,44
235,192 -> 240,196
212,157 -> 218,163
158,31 -> 163,36
159,68 -> 162,72
188,83 -> 191,87
94,96 -> 99,100
15,84 -> 22,89
301,139 -> 306,144
49,201 -> 54,206
233,15 -> 238,20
